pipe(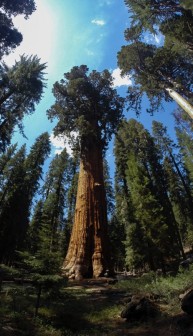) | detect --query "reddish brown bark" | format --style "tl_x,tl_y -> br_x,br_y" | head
62,143 -> 112,279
